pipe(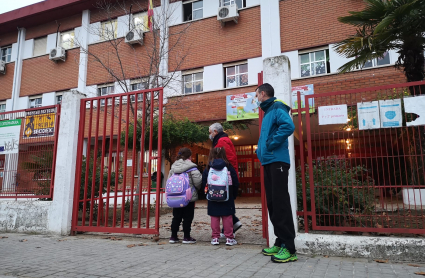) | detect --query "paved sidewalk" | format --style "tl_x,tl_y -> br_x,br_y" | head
1,233 -> 424,278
